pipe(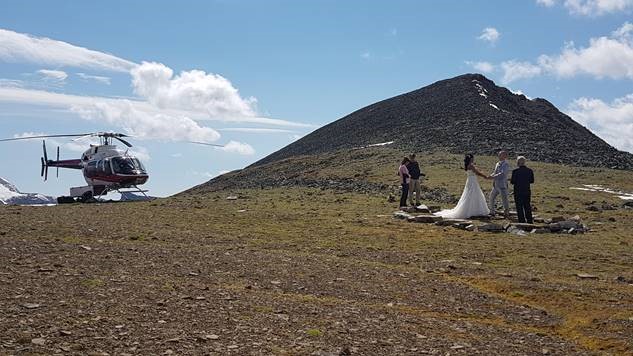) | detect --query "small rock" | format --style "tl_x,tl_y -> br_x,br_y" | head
575,273 -> 598,280
207,334 -> 220,340
21,303 -> 41,309
226,196 -> 238,200
31,338 -> 46,345
59,330 -> 72,336
80,245 -> 92,251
